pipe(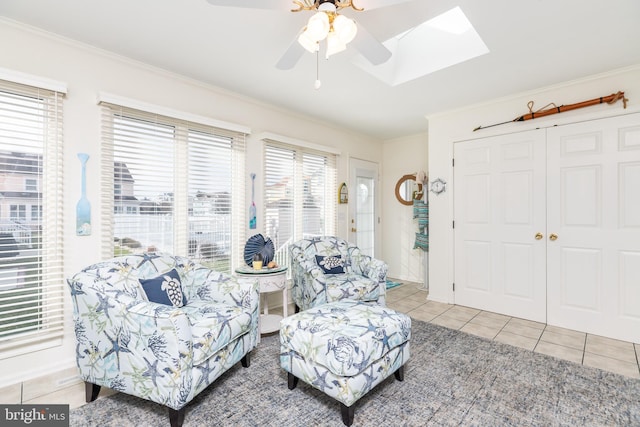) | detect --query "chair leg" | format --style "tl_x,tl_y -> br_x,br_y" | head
287,372 -> 298,390
394,365 -> 404,382
340,402 -> 355,426
241,352 -> 250,368
168,407 -> 186,427
84,382 -> 101,402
